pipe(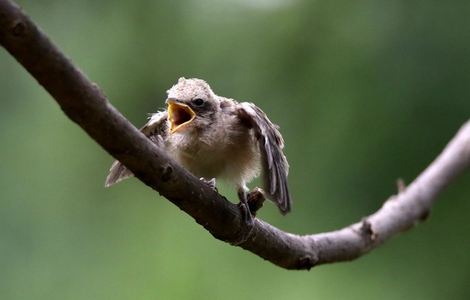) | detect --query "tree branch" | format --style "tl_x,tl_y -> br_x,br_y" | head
1,0 -> 469,270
